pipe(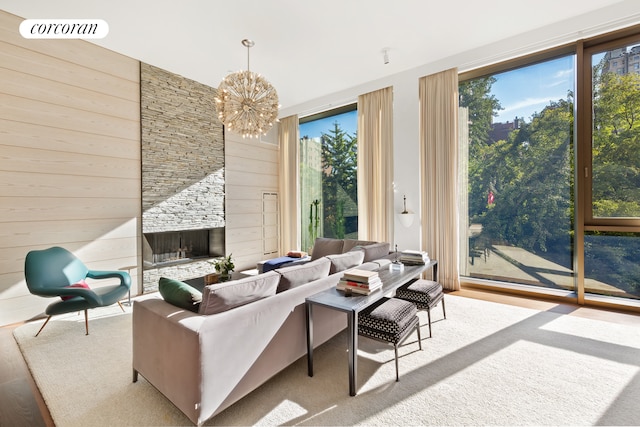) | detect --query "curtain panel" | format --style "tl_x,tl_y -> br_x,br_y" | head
278,115 -> 300,253
419,69 -> 461,290
357,87 -> 394,243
